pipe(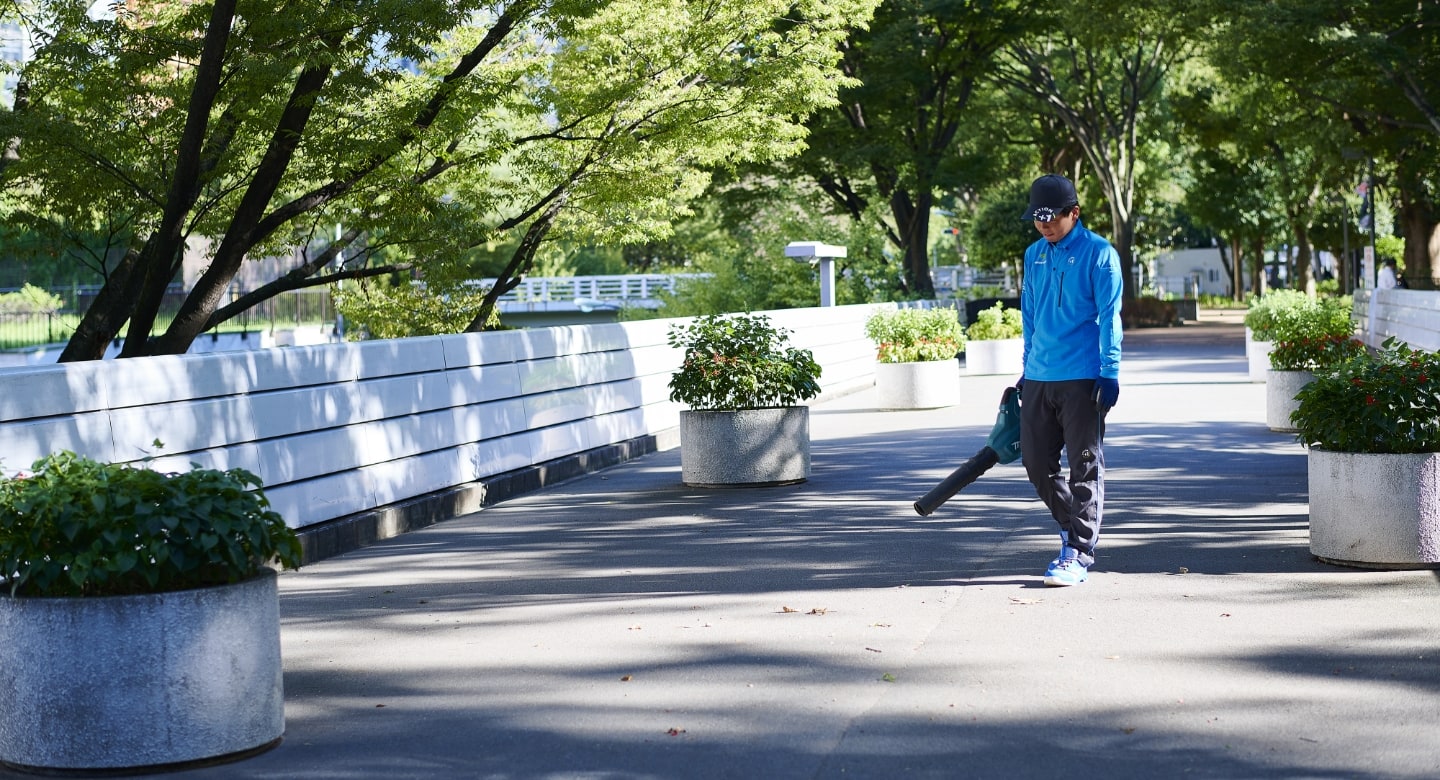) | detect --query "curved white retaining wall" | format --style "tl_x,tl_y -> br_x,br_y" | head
0,305 -> 885,538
